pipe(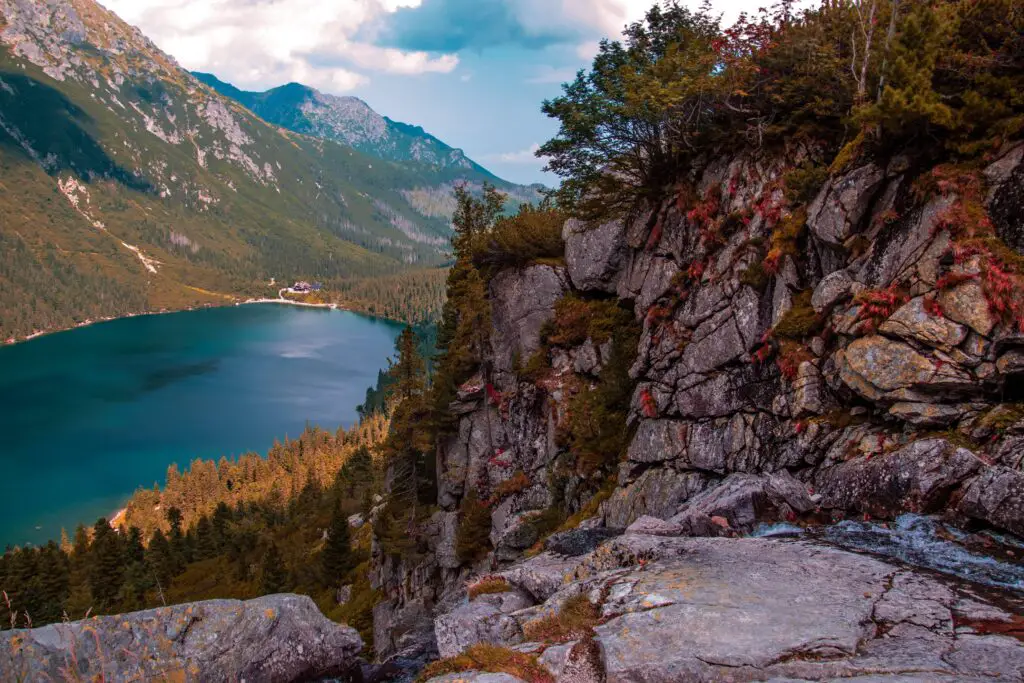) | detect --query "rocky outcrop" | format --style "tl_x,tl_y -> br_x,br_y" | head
424,534 -> 1024,682
371,140 -> 1024,674
0,595 -> 363,682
